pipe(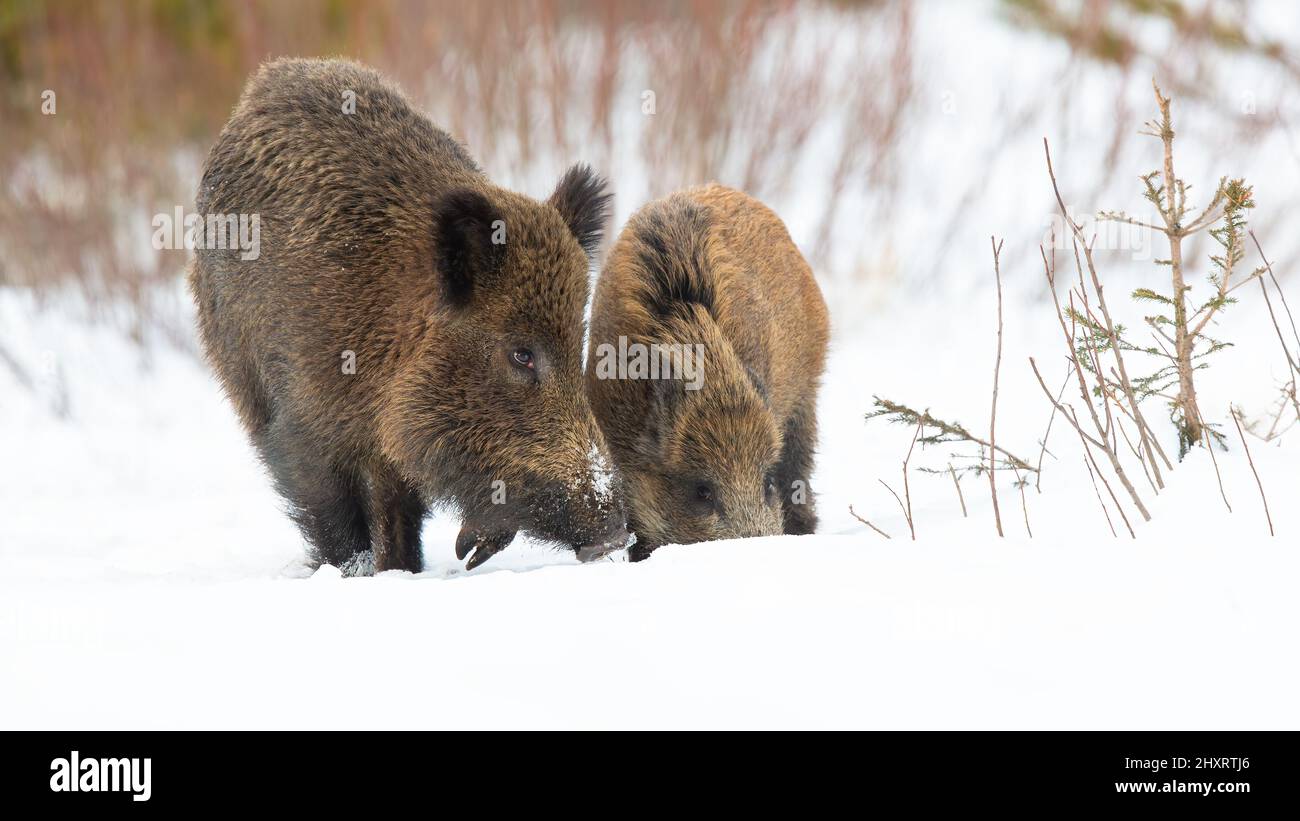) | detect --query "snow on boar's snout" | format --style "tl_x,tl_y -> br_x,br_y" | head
450,423 -> 632,570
